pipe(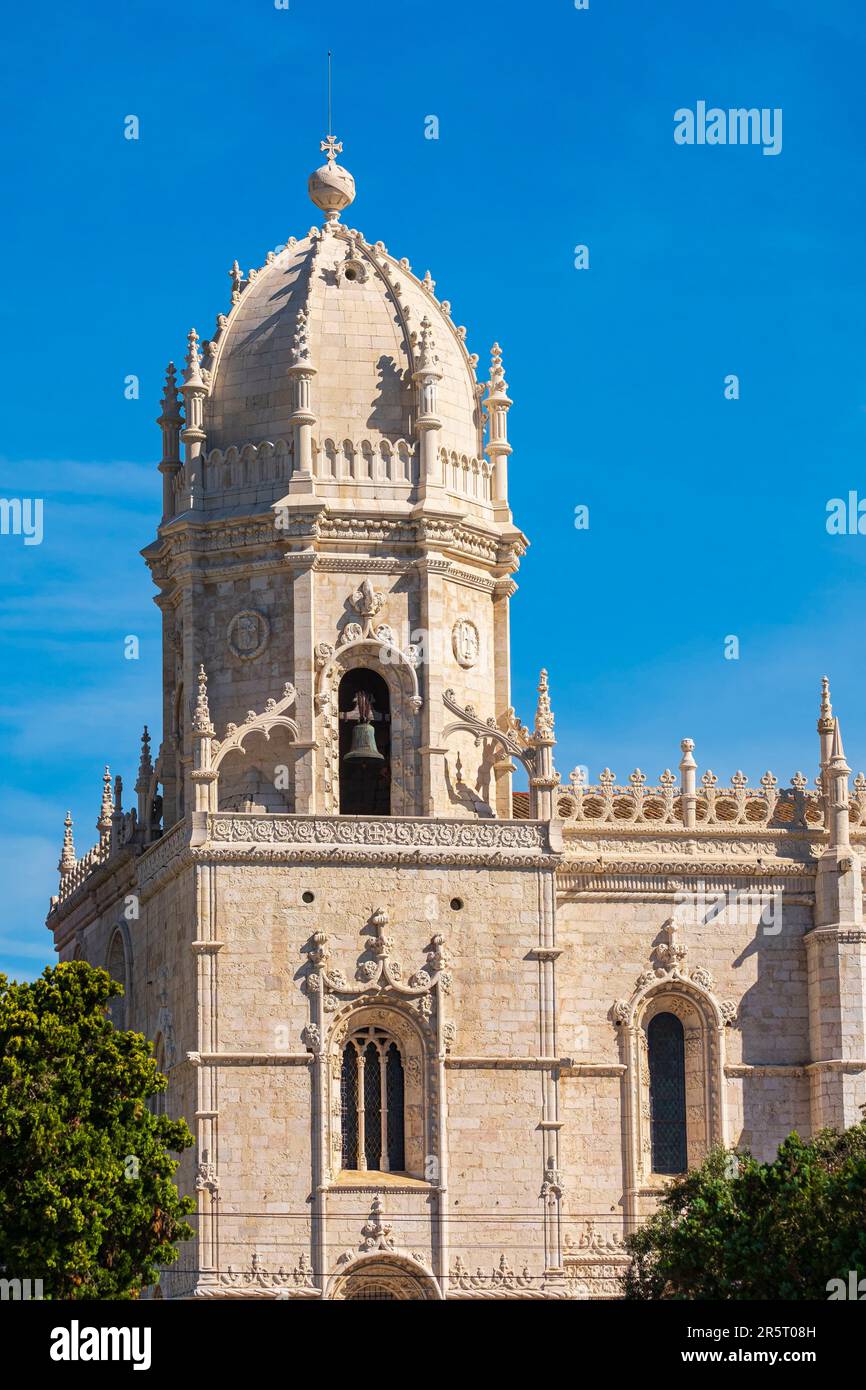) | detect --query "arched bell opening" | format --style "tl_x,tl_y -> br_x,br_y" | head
217,726 -> 299,813
338,668 -> 391,815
